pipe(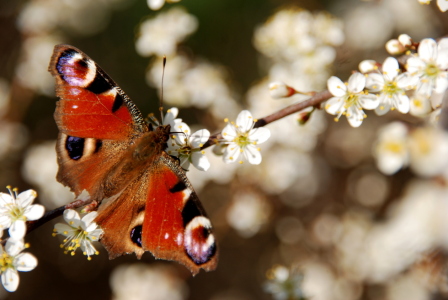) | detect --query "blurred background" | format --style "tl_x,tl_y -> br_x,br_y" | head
1,0 -> 448,299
